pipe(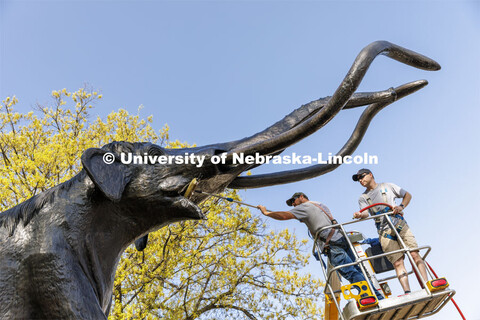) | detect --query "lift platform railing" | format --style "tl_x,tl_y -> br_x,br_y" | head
321,244 -> 431,284
313,208 -> 435,319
